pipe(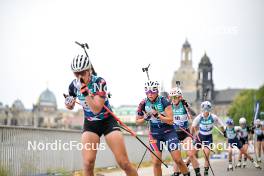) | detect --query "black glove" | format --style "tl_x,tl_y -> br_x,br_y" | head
143,112 -> 152,121
223,130 -> 227,138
